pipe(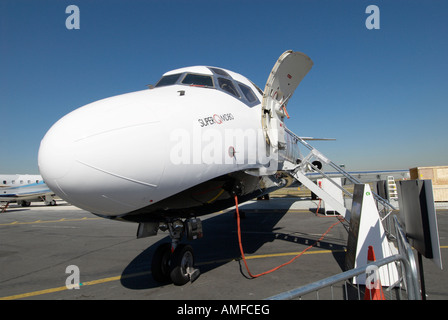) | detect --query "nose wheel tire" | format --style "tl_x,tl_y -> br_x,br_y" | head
170,244 -> 198,286
151,243 -> 200,286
